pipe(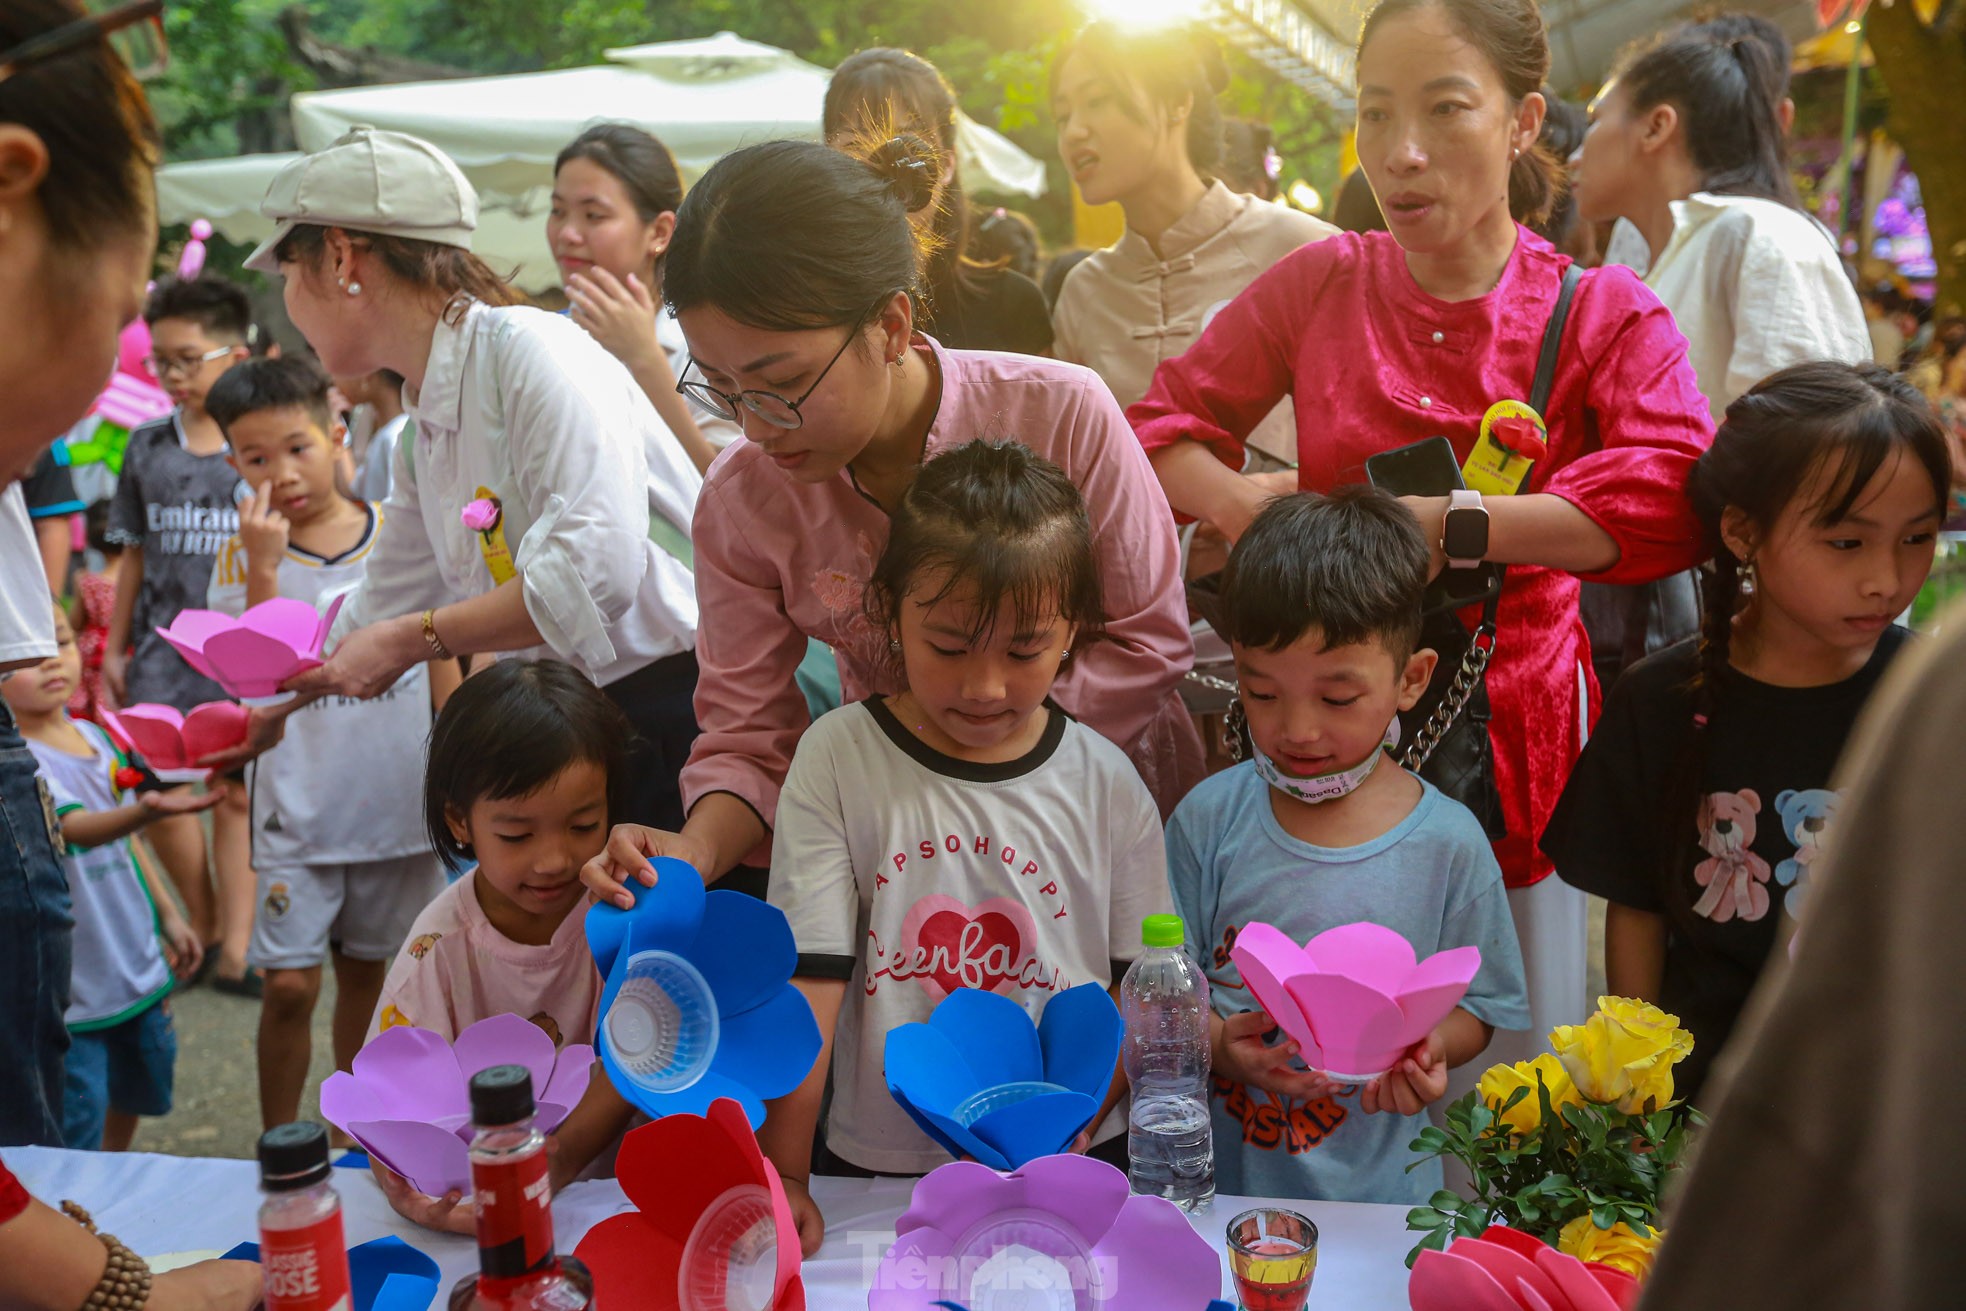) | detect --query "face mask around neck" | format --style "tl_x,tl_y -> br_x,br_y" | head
1251,716 -> 1401,805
